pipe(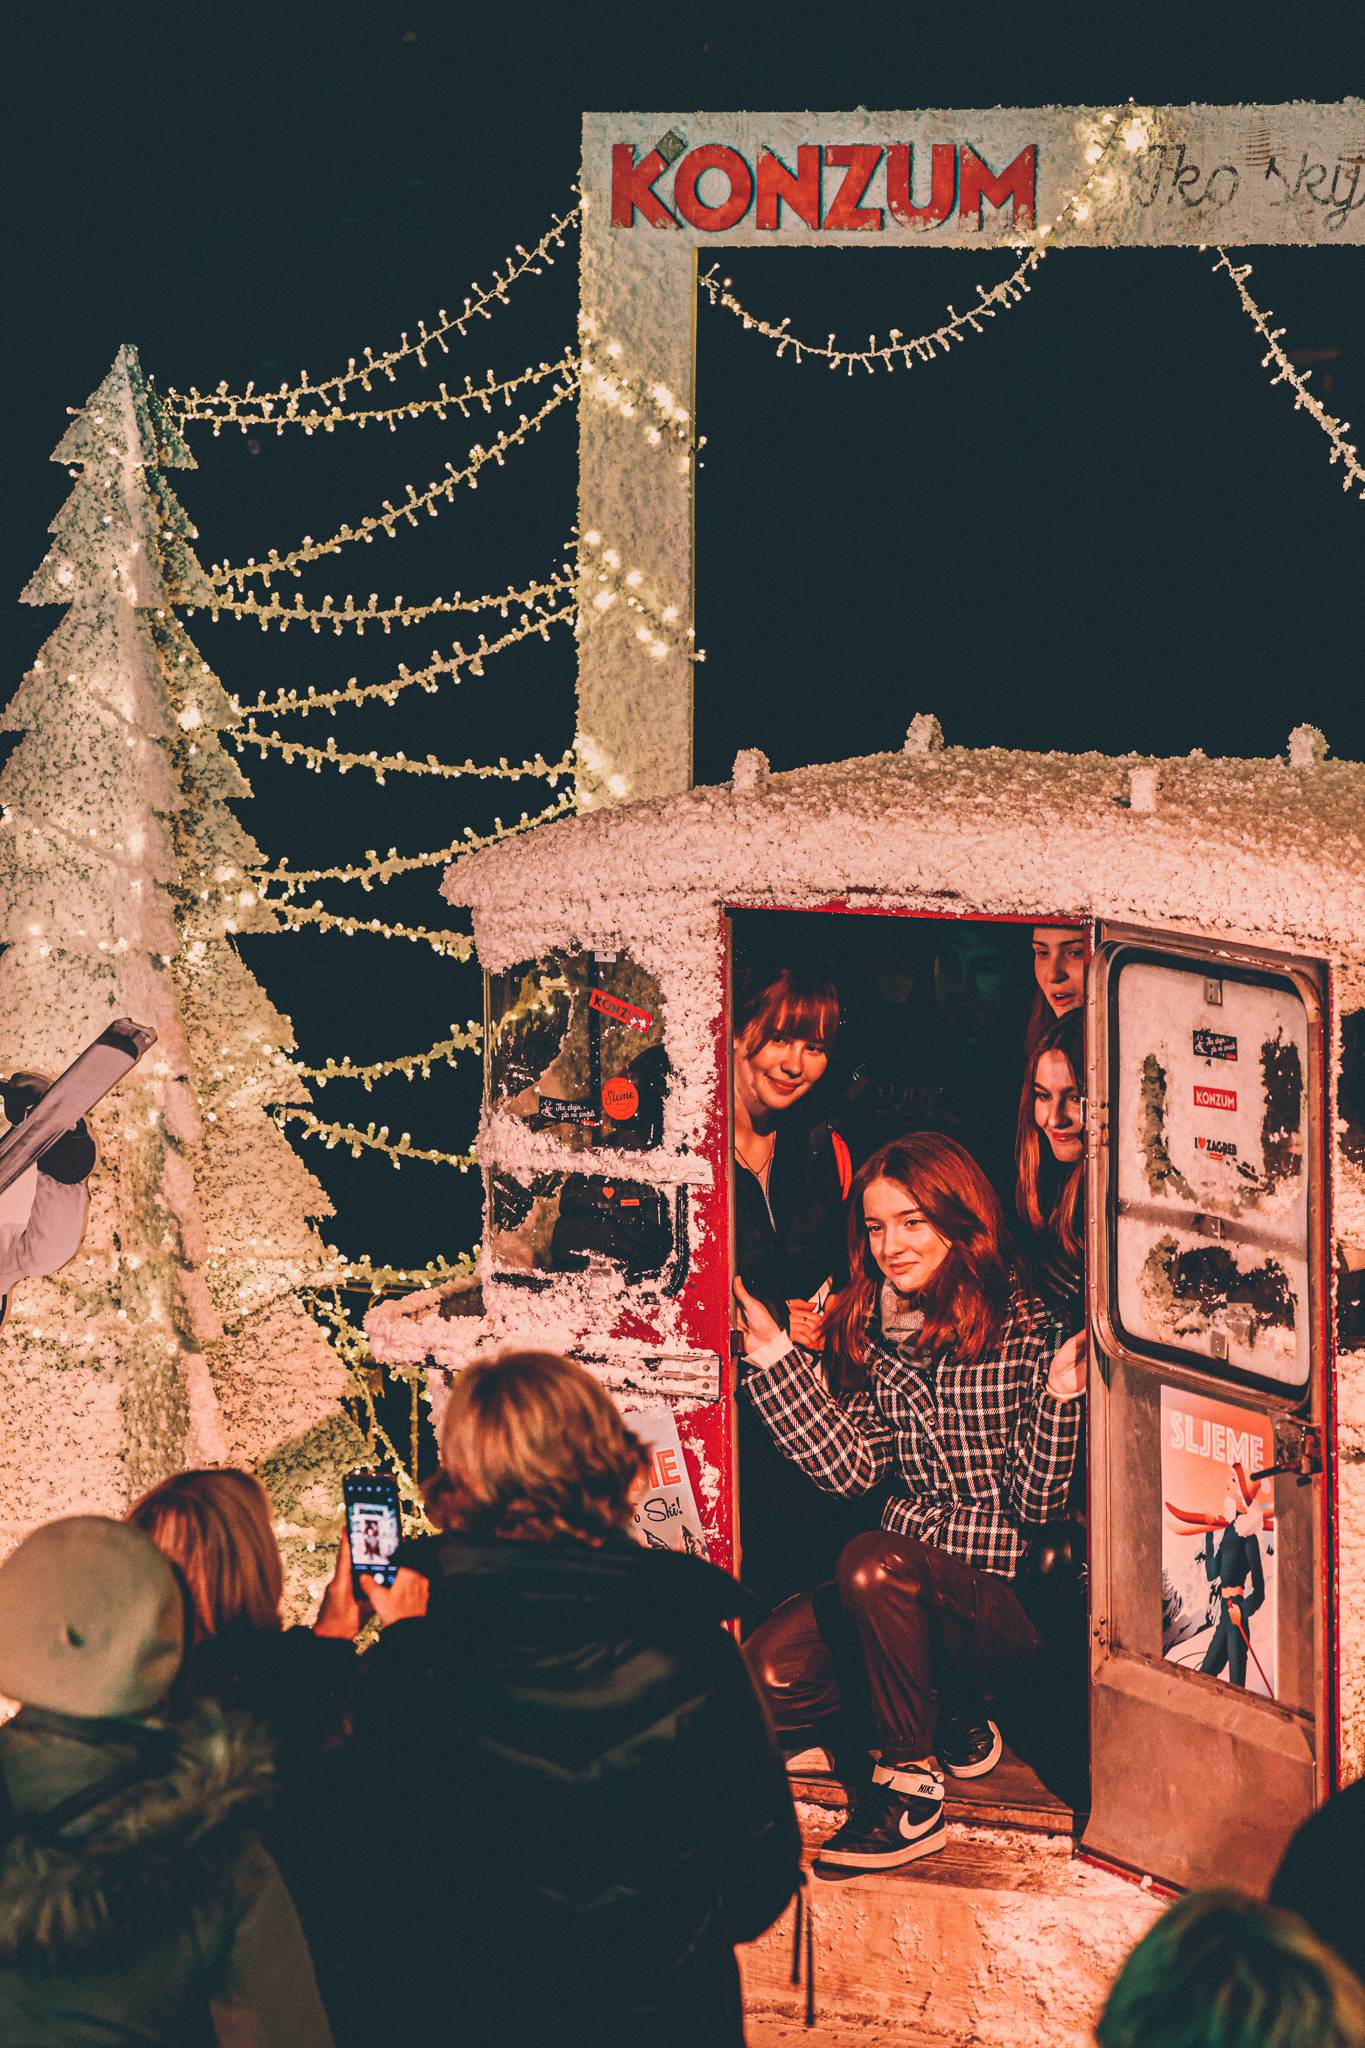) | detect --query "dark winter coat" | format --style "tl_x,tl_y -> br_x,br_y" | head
735,1110 -> 871,1611
1272,1776 -> 1365,1985
0,1703 -> 334,2048
330,1531 -> 802,2048
733,1108 -> 849,1330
